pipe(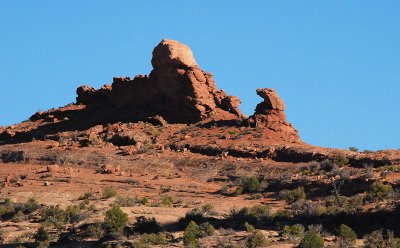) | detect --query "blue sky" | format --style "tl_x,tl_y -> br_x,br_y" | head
0,1 -> 399,150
